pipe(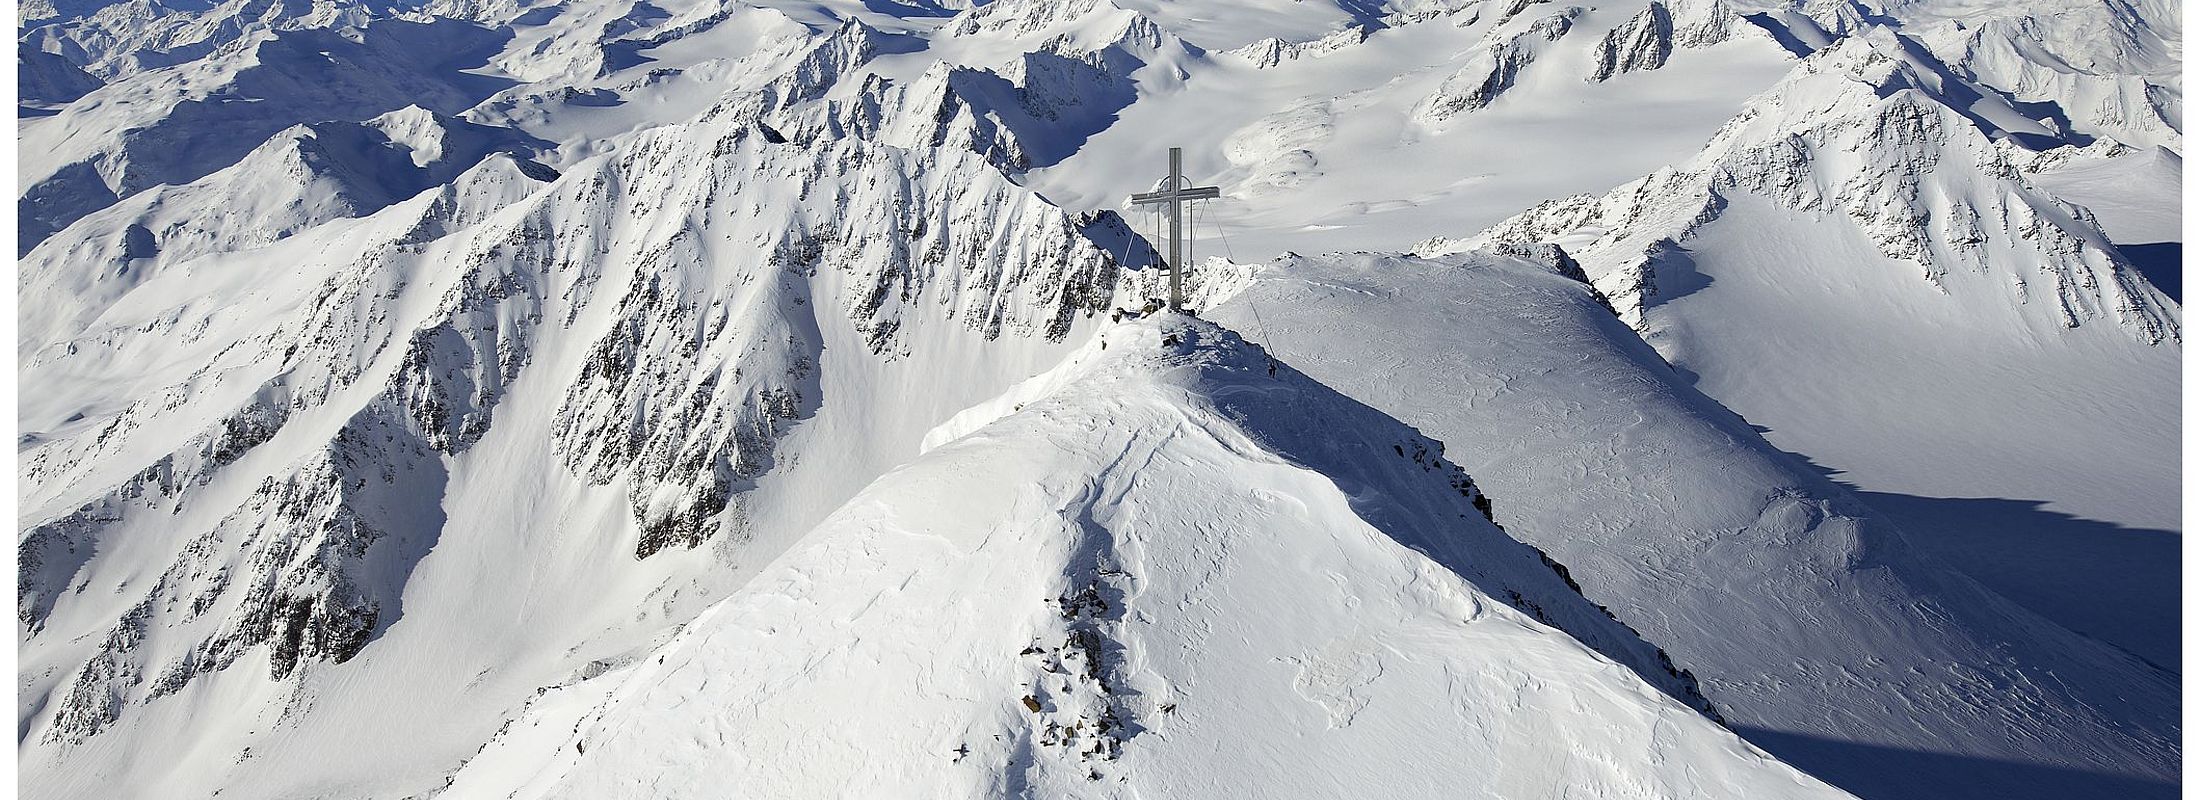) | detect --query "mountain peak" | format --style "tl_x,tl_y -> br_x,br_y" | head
17,2 -> 2180,798
445,310 -> 1840,798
